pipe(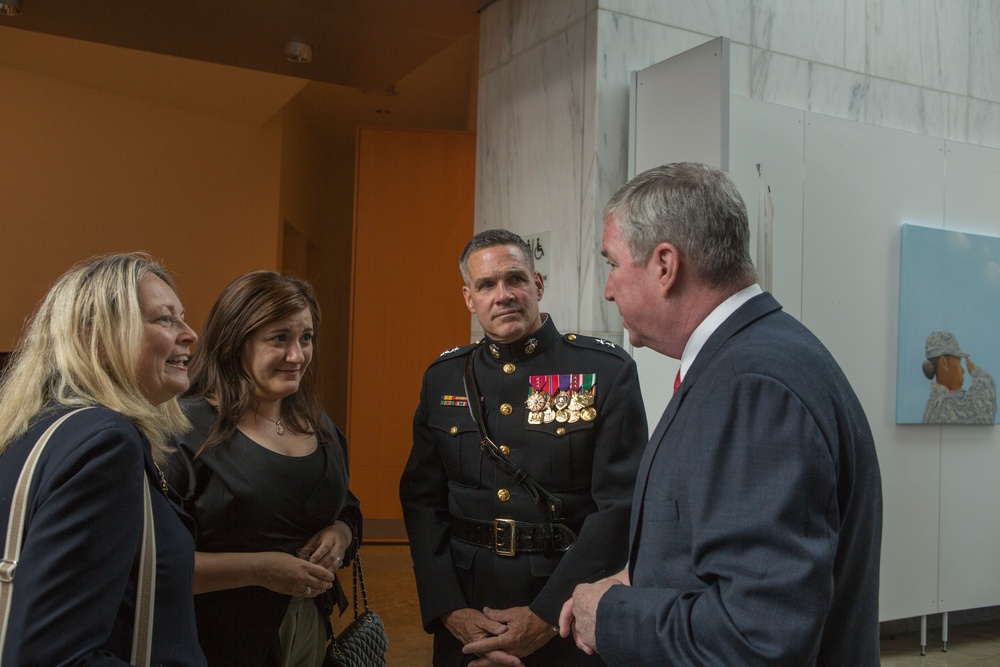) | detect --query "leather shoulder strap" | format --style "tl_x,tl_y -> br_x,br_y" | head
463,353 -> 563,520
